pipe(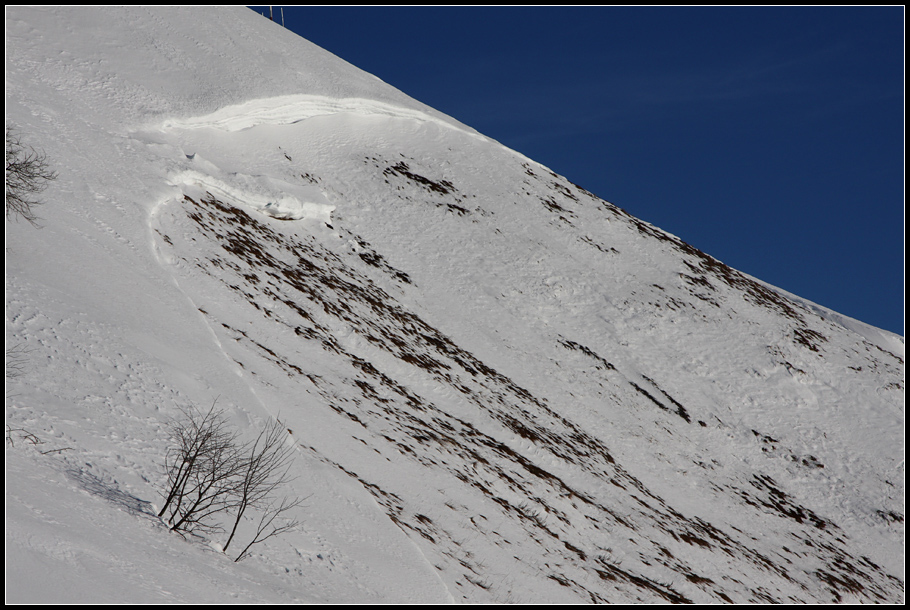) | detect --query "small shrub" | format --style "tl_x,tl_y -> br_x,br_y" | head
158,402 -> 244,538
5,125 -> 57,227
6,342 -> 30,380
157,401 -> 301,561
222,417 -> 300,557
